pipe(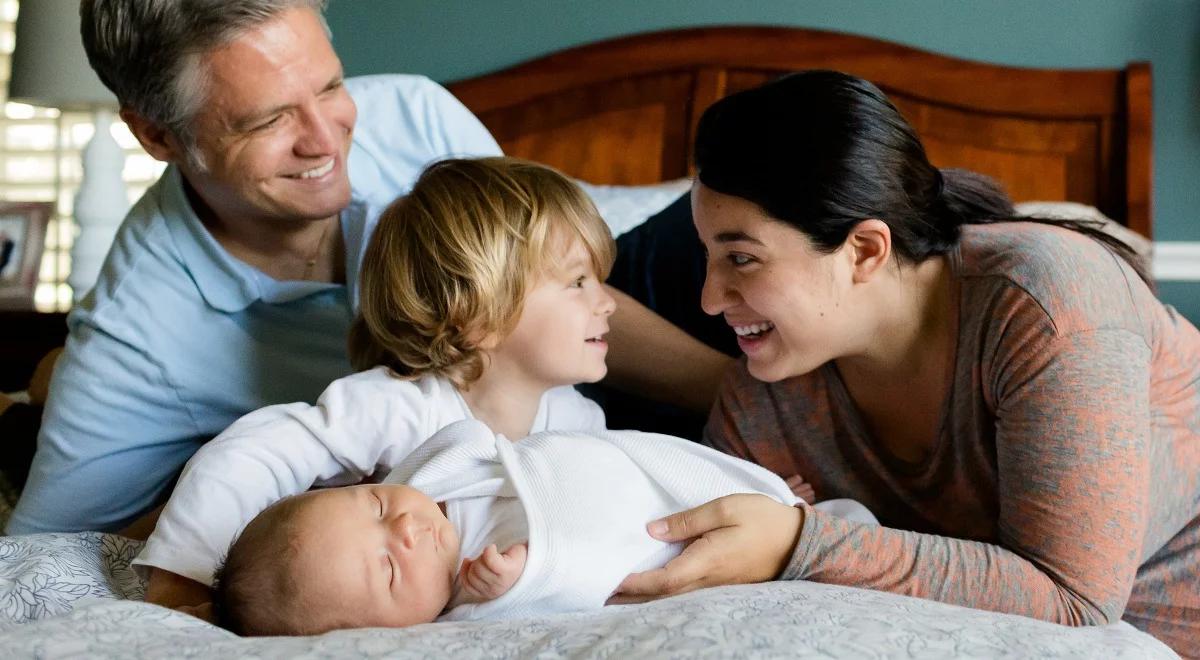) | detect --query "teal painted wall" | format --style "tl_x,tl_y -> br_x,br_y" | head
325,0 -> 1199,320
